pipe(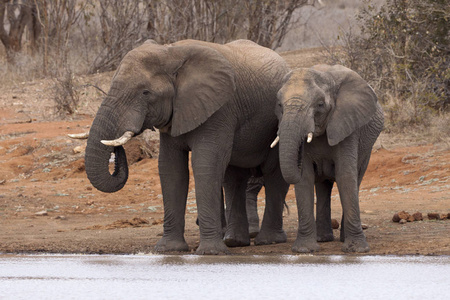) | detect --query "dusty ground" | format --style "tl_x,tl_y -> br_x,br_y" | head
0,49 -> 449,256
